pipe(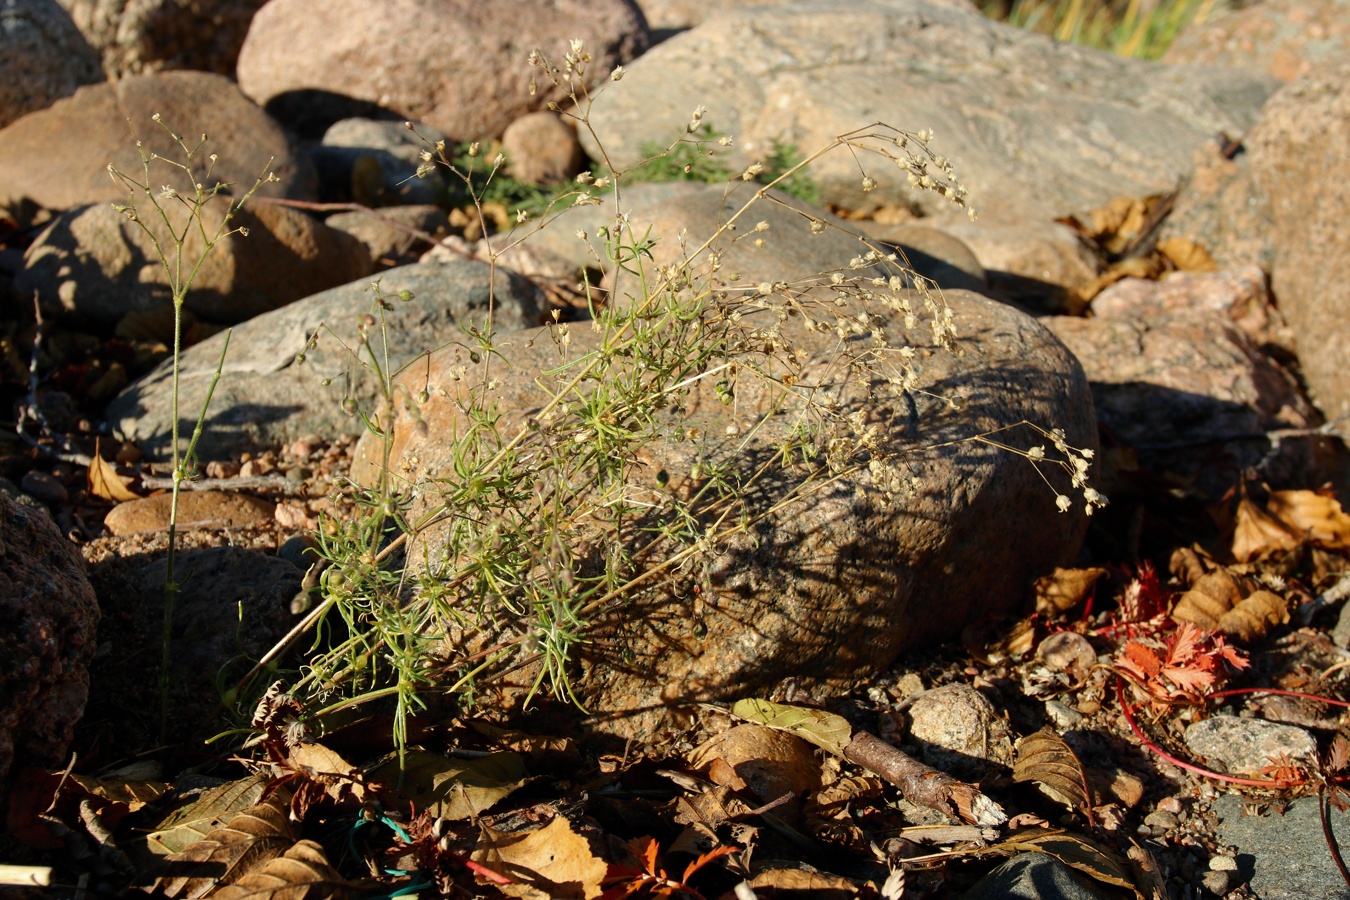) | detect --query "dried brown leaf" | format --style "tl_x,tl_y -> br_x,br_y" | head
1233,496 -> 1301,562
1156,237 -> 1217,273
1266,490 -> 1350,553
368,749 -> 528,821
995,832 -> 1138,894
87,438 -> 141,502
1013,728 -> 1093,820
1216,589 -> 1288,642
211,840 -> 345,900
137,776 -> 271,860
150,793 -> 295,899
470,817 -> 606,900
1168,546 -> 1213,587
1033,567 -> 1109,617
747,868 -> 863,898
1172,569 -> 1246,630
67,774 -> 168,814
